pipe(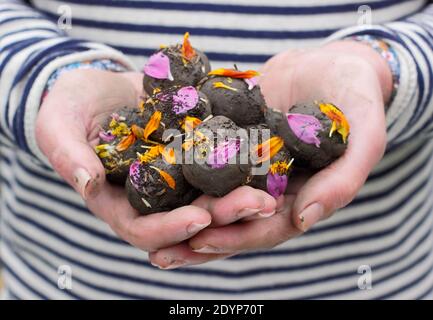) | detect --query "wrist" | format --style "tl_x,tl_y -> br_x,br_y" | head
323,40 -> 394,105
